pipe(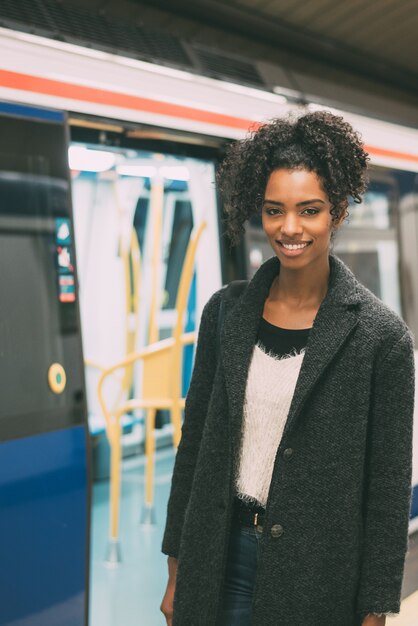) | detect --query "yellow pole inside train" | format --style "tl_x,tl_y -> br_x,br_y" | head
144,174 -> 164,514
